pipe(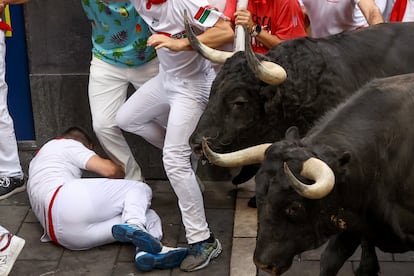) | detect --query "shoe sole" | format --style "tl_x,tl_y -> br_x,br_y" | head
181,239 -> 223,272
112,225 -> 162,254
135,249 -> 188,271
0,184 -> 26,200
